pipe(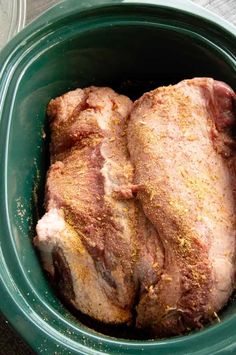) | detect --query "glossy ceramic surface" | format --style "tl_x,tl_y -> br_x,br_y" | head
0,0 -> 235,353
